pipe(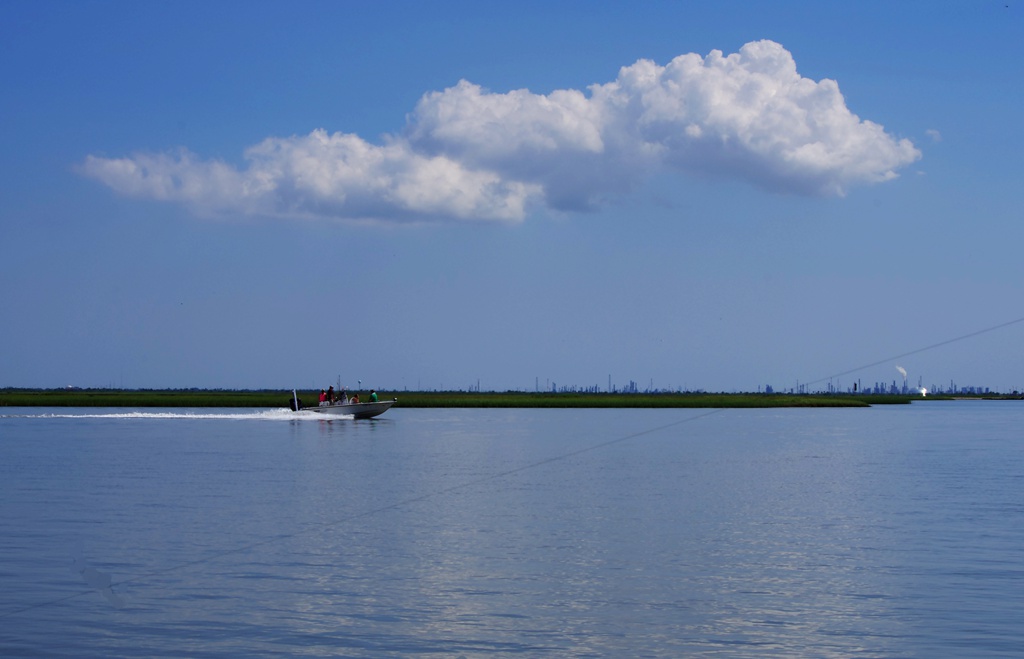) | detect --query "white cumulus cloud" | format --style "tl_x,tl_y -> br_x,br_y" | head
80,40 -> 920,224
